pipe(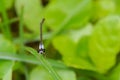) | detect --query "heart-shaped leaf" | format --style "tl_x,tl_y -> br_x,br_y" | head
52,25 -> 95,71
89,16 -> 120,73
